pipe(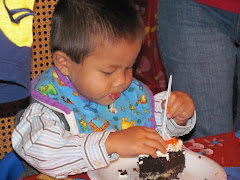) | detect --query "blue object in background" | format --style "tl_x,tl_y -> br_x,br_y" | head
224,167 -> 240,180
0,151 -> 24,180
236,130 -> 240,139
